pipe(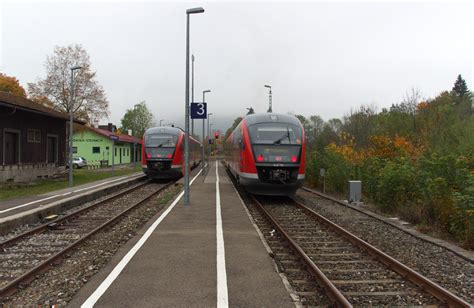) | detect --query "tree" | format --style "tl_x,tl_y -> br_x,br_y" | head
0,73 -> 26,97
224,116 -> 243,140
120,101 -> 154,138
452,74 -> 469,99
28,44 -> 109,123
